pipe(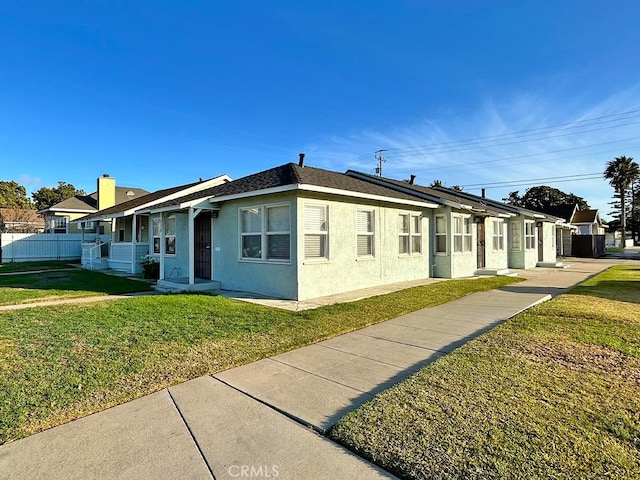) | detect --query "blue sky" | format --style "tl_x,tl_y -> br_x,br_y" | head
2,1 -> 639,218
